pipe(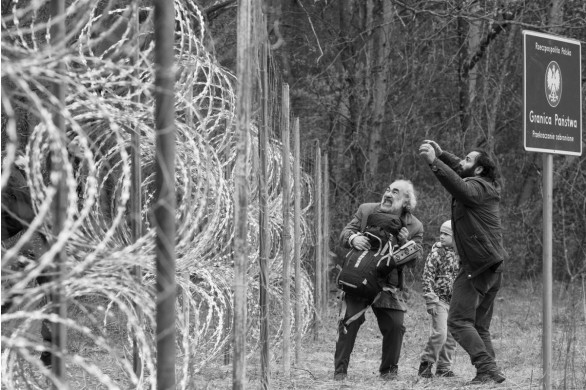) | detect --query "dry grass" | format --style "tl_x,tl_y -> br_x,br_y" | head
3,278 -> 584,389
191,278 -> 586,390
